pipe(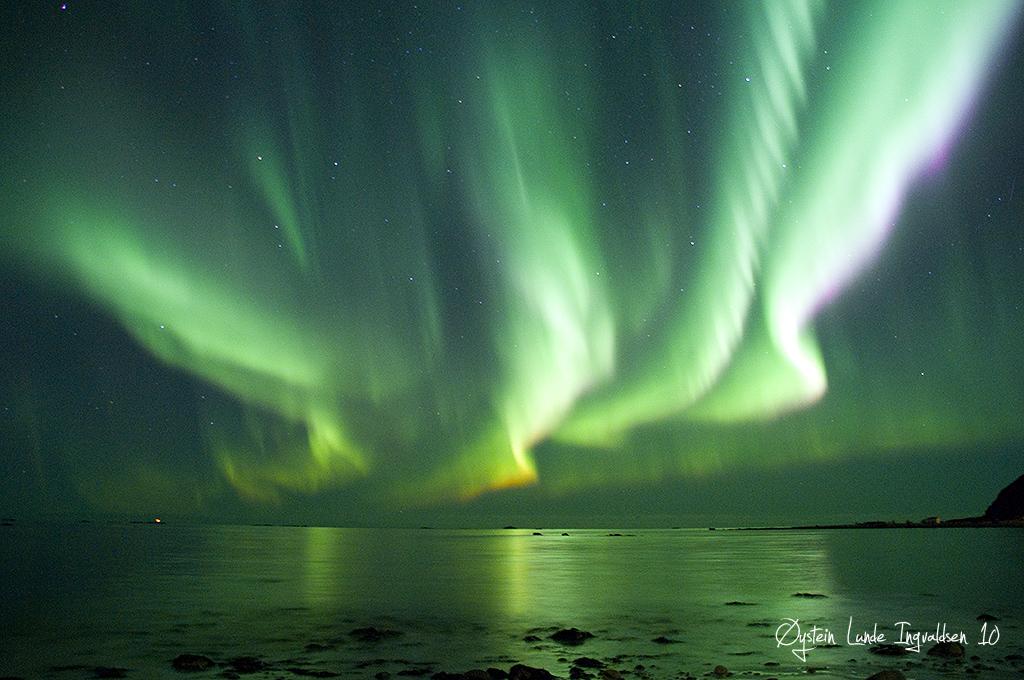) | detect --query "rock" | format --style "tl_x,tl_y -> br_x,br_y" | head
869,645 -> 907,656
724,601 -> 756,606
461,670 -> 492,680
228,656 -> 267,673
792,592 -> 827,598
523,635 -> 541,642
486,669 -> 508,680
572,657 -> 604,669
287,670 -> 341,678
508,665 -> 556,680
376,673 -> 391,680
305,642 -> 333,652
568,669 -> 591,680
651,636 -> 679,644
712,665 -> 729,677
976,613 -> 999,622
172,654 -> 216,672
864,671 -> 905,680
561,533 -> 570,536
471,667 -> 499,680
984,474 -> 1024,520
550,628 -> 594,645
532,532 -> 543,536
94,668 -> 128,679
350,626 -> 403,642
927,642 -> 965,658
597,670 -> 621,680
